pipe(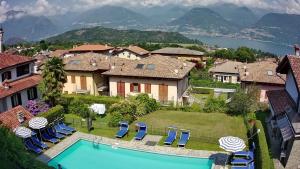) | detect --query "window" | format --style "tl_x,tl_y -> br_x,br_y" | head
145,83 -> 151,93
16,64 -> 30,77
11,93 -> 22,107
27,87 -> 38,100
71,75 -> 76,83
136,64 -> 144,69
146,64 -> 155,70
130,83 -> 140,92
267,70 -> 273,76
1,71 -> 11,81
